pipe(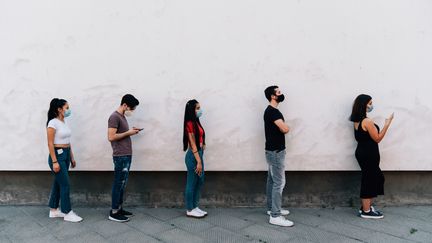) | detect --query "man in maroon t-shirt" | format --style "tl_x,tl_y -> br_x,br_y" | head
107,94 -> 141,222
